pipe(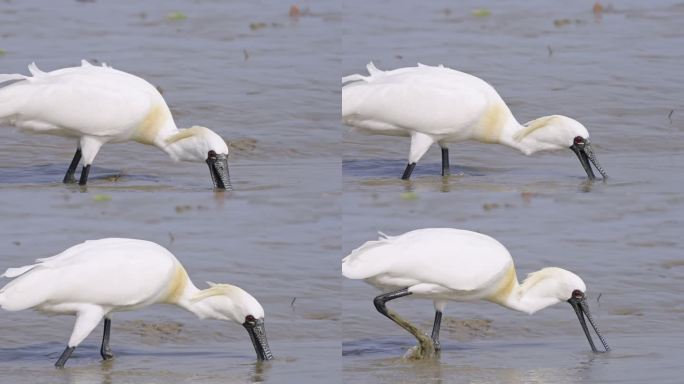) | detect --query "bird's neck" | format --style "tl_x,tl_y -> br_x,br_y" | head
497,121 -> 536,155
471,102 -> 534,155
156,127 -> 198,162
494,271 -> 562,315
175,284 -> 229,320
